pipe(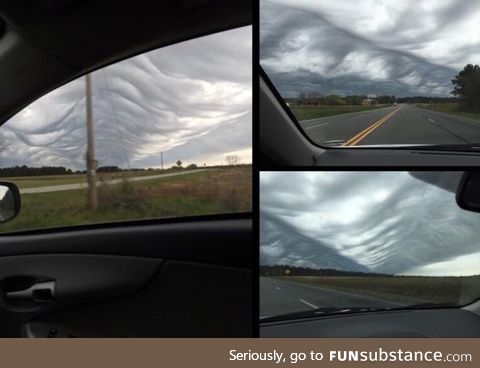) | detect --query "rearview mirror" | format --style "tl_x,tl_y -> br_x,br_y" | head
456,172 -> 480,213
0,182 -> 21,224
